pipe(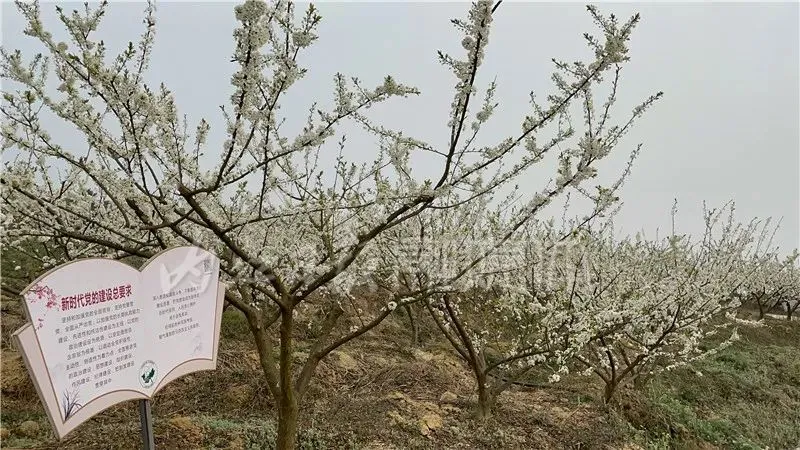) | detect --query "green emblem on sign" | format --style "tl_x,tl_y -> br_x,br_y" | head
139,360 -> 157,388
